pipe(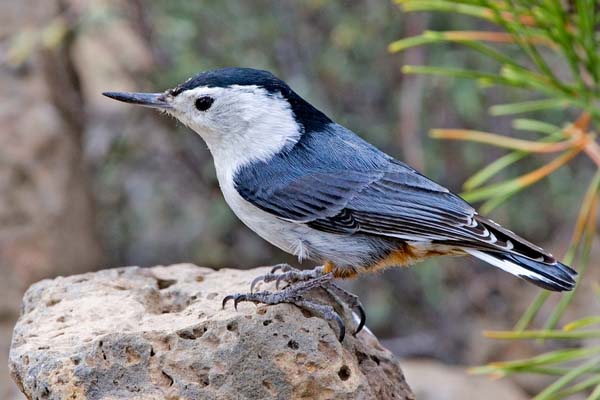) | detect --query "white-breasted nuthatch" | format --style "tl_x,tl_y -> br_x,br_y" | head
104,67 -> 576,340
